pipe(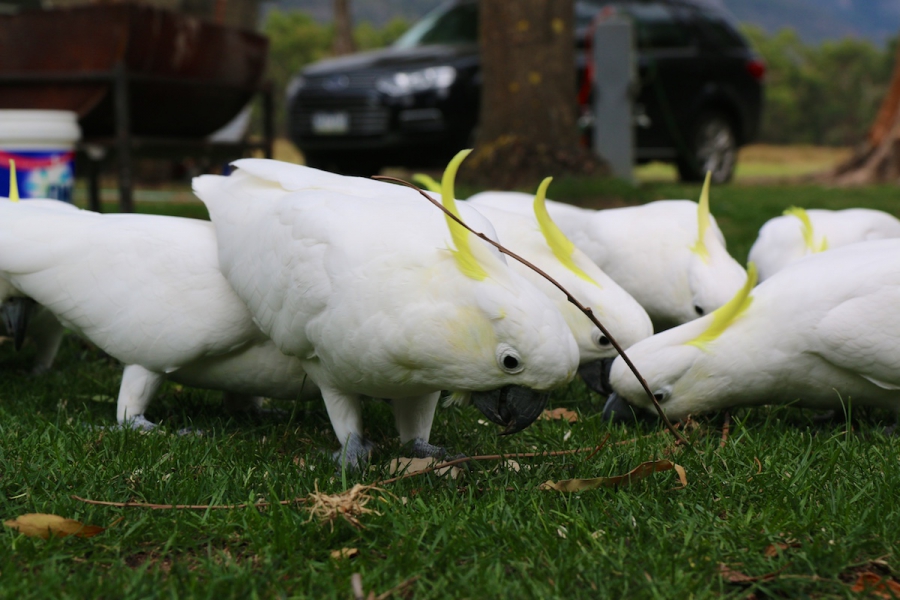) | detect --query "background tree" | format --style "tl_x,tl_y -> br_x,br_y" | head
830,38 -> 900,184
332,0 -> 356,56
461,0 -> 603,189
